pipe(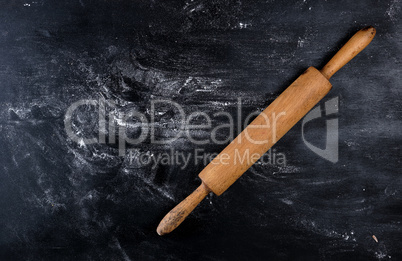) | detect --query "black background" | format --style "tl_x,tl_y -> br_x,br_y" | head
0,0 -> 401,260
